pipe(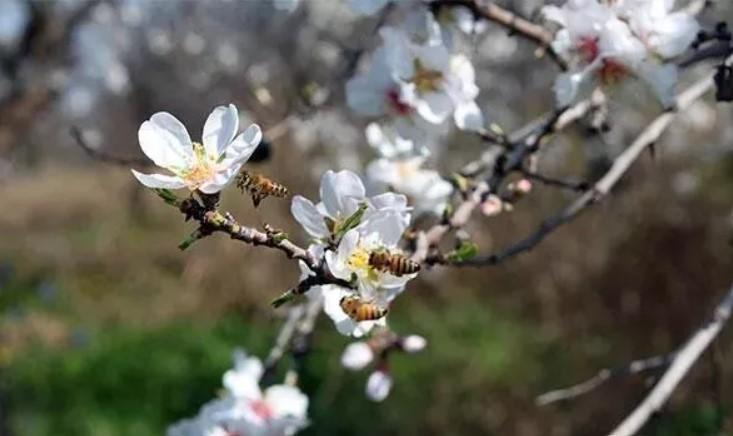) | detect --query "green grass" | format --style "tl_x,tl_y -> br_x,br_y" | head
3,298 -> 541,436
